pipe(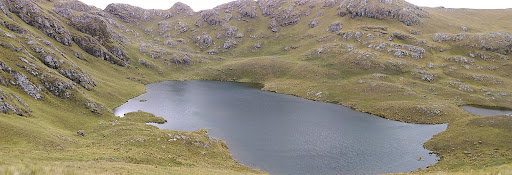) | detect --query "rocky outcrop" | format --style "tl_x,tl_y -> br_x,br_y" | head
169,2 -> 194,16
40,74 -> 74,98
0,0 -> 10,17
72,34 -> 126,66
54,0 -> 95,12
339,0 -> 430,26
223,39 -> 237,49
55,10 -> 130,64
328,22 -> 343,32
199,10 -> 222,26
40,53 -> 60,69
237,0 -> 258,18
257,0 -> 284,17
174,21 -> 189,34
194,34 -> 213,49
431,32 -> 512,55
10,72 -> 42,100
105,3 -> 171,23
4,0 -> 73,46
85,101 -> 106,115
2,22 -> 28,34
137,59 -> 155,69
0,89 -> 30,116
59,68 -> 95,90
